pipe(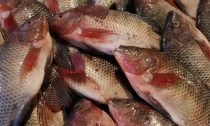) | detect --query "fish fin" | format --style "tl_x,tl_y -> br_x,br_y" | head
74,5 -> 109,19
150,73 -> 181,87
81,28 -> 117,40
85,76 -> 101,90
20,47 -> 41,80
43,0 -> 58,15
115,0 -> 128,10
2,13 -> 18,33
41,69 -> 74,113
11,101 -> 32,126
53,42 -> 74,70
